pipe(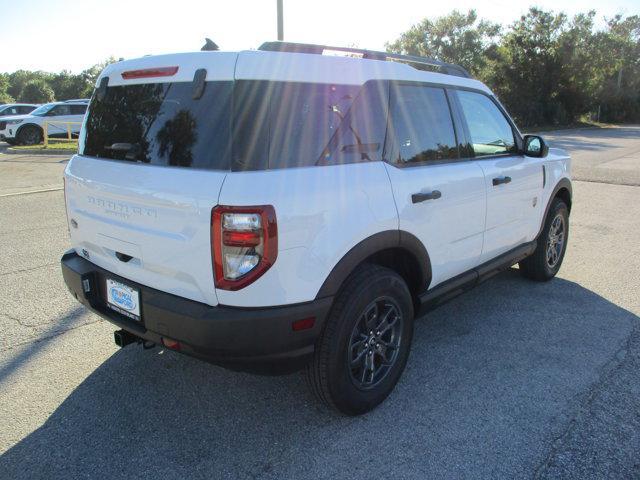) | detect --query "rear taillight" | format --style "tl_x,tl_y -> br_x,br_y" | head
211,206 -> 277,290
